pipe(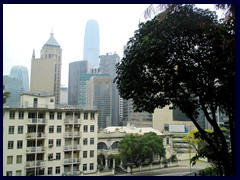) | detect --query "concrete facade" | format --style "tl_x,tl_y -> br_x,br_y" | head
3,94 -> 98,176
